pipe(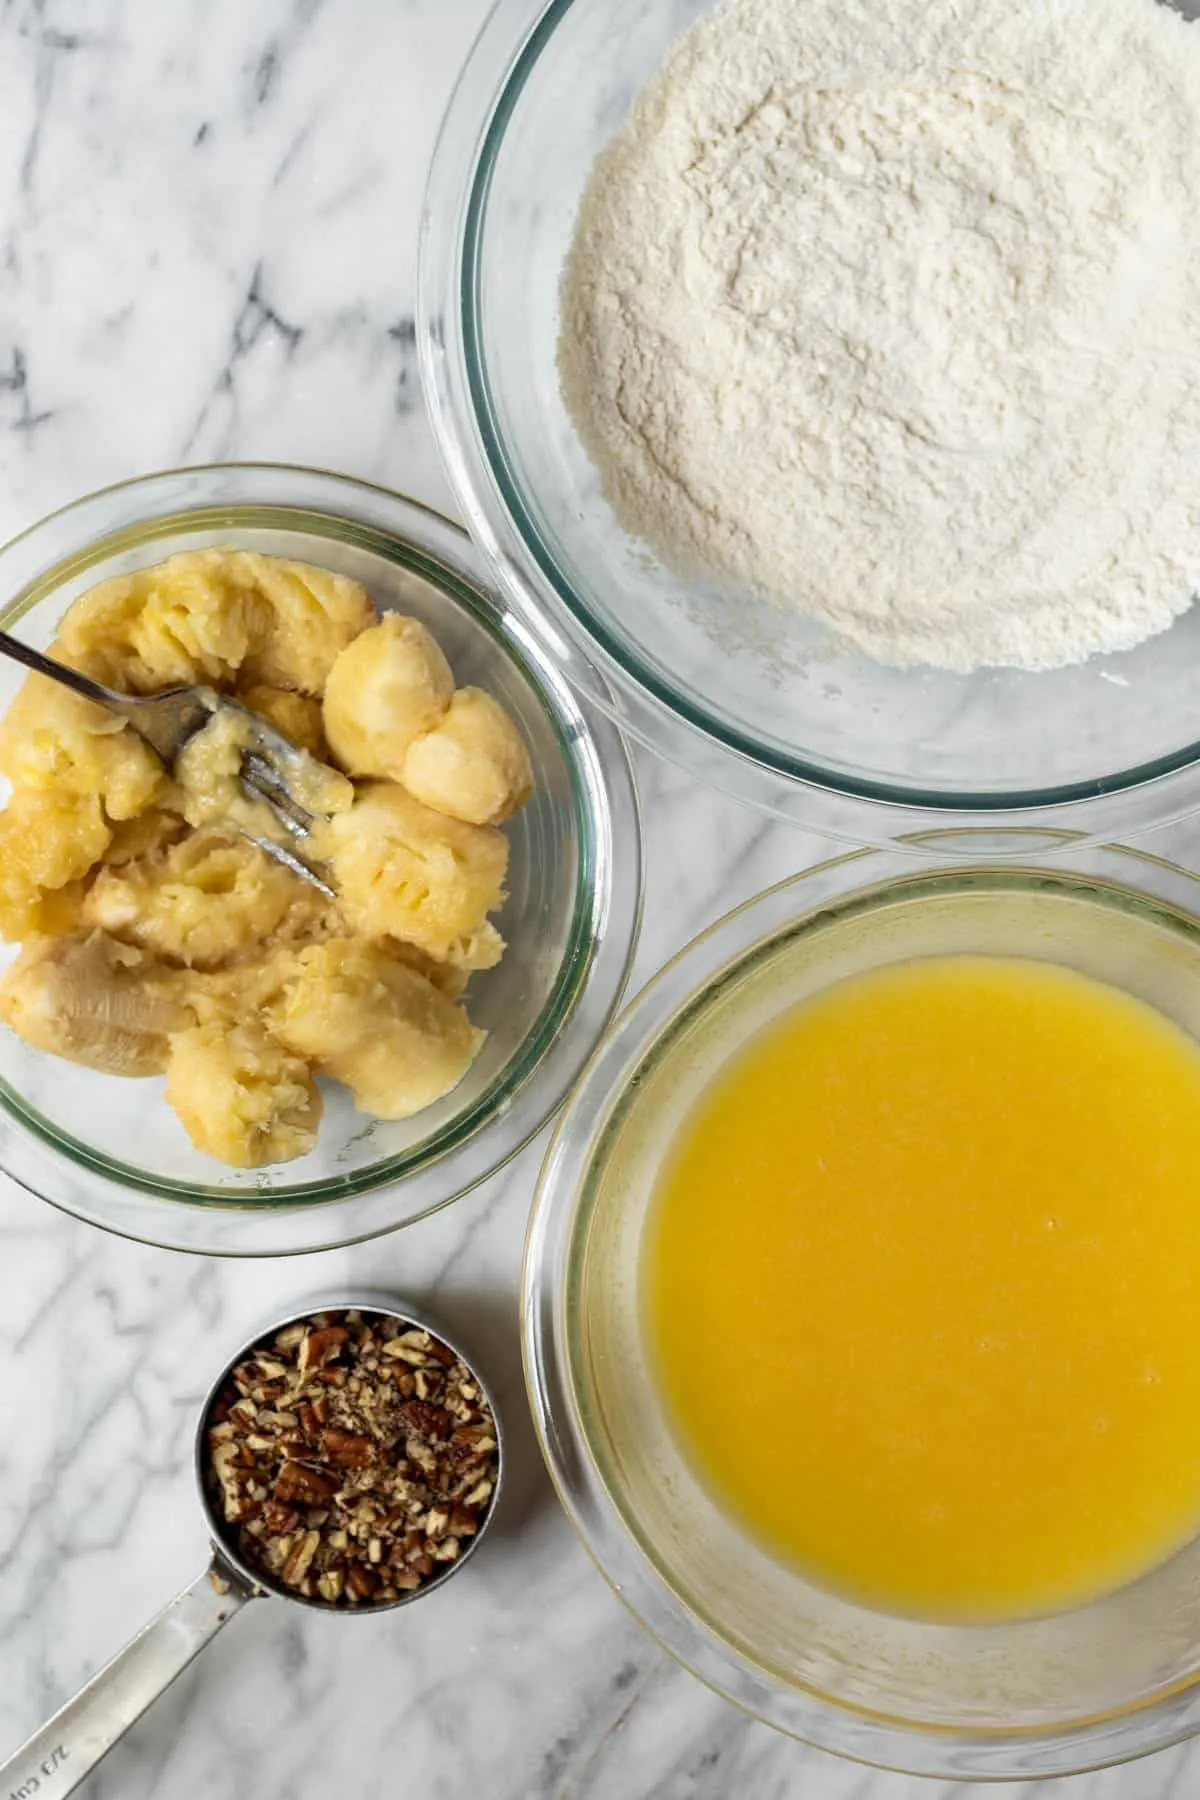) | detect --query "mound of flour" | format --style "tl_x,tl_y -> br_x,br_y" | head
558,0 -> 1200,672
